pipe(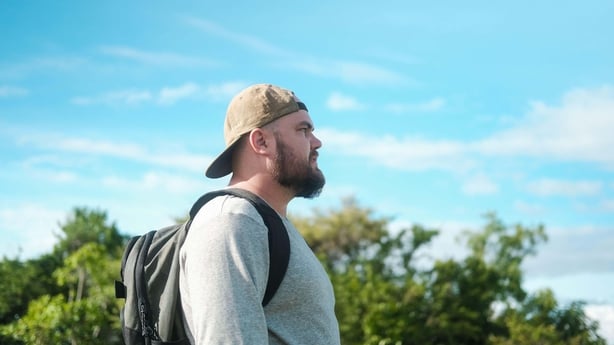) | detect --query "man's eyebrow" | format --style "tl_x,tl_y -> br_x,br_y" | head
297,121 -> 314,130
